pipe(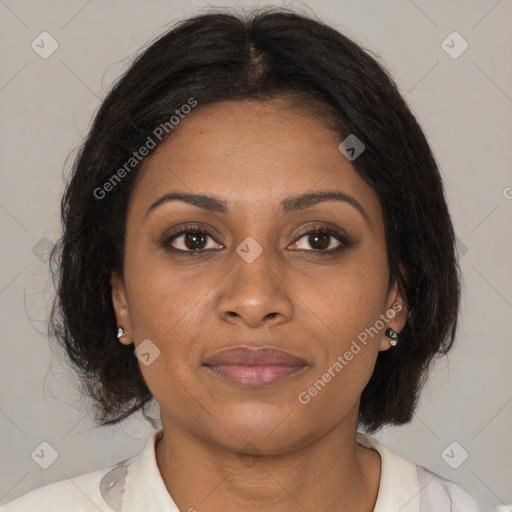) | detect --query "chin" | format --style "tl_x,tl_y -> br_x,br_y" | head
200,407 -> 320,455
